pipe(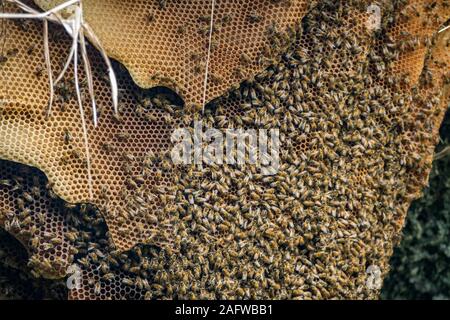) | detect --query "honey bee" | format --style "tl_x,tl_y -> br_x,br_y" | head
31,186 -> 40,197
42,242 -> 54,251
247,11 -> 263,23
40,257 -> 54,271
122,152 -> 136,162
77,257 -> 90,267
51,237 -> 63,245
234,67 -> 246,79
210,73 -> 223,84
31,236 -> 40,249
112,112 -> 122,123
34,66 -> 44,78
144,112 -> 158,122
176,24 -> 187,35
101,142 -> 116,153
64,129 -> 72,145
240,52 -> 252,65
26,45 -> 36,55
94,282 -> 101,296
157,0 -> 166,10
0,179 -> 12,187
103,273 -> 115,281
70,148 -> 83,160
116,132 -> 130,142
122,278 -> 134,286
146,12 -> 155,23
16,198 -> 25,210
